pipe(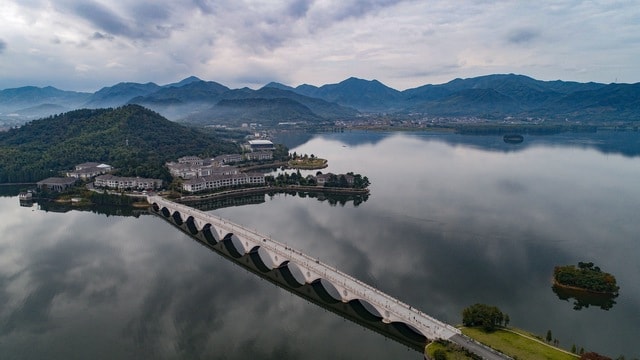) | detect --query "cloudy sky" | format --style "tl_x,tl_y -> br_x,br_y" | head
1,0 -> 639,92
